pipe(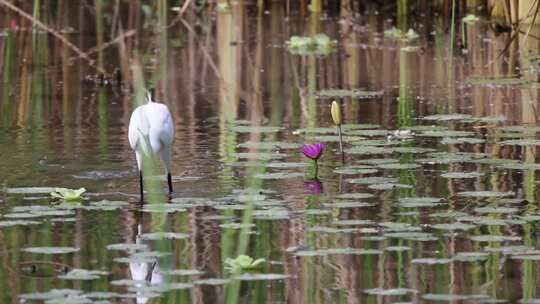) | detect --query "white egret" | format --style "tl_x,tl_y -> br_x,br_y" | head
128,89 -> 174,201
